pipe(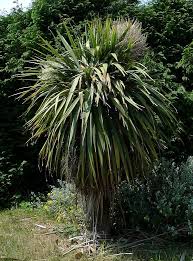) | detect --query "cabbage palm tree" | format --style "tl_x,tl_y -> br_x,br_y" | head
19,18 -> 175,231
